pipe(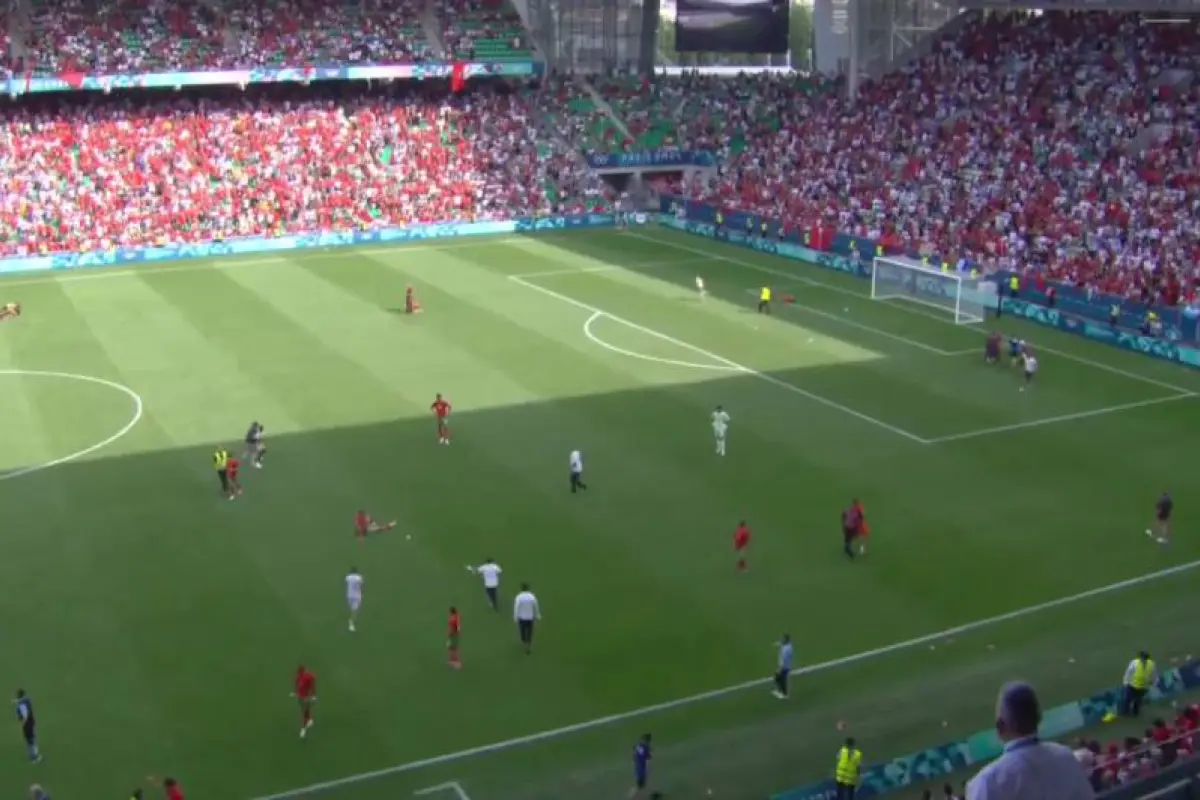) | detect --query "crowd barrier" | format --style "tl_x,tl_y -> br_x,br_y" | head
585,150 -> 715,169
661,196 -> 1200,342
658,210 -> 1200,370
4,60 -> 540,96
773,658 -> 1200,800
0,214 -> 615,274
